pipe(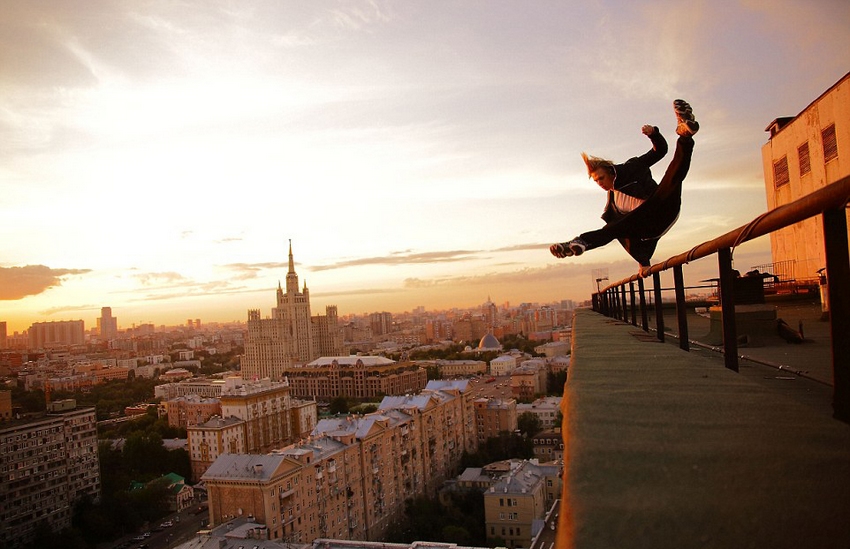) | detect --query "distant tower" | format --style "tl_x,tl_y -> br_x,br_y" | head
275,239 -> 314,363
98,307 -> 118,340
242,241 -> 343,382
